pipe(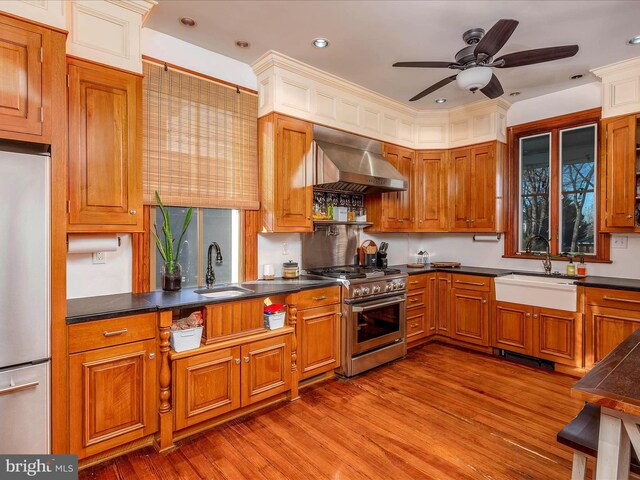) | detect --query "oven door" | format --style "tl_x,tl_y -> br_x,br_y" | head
350,294 -> 406,355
